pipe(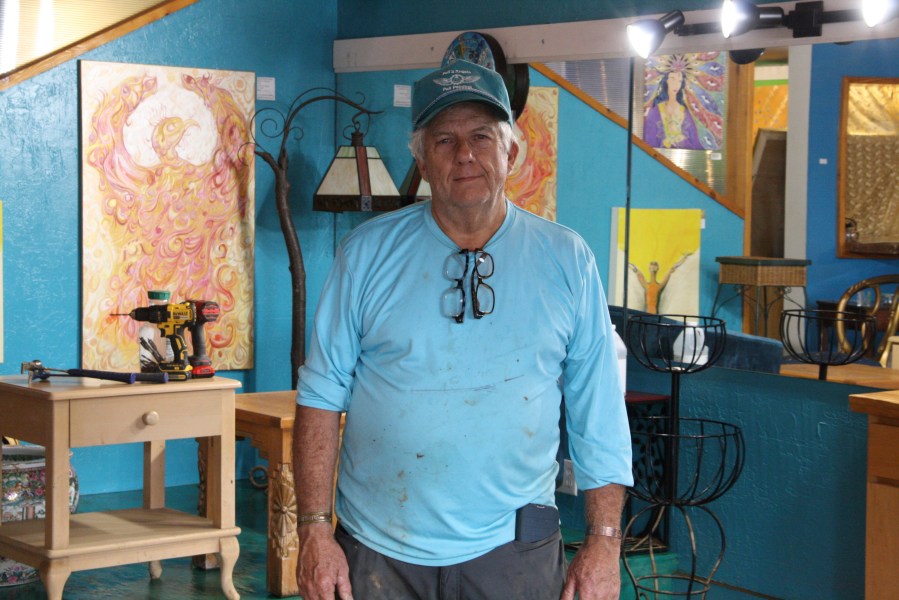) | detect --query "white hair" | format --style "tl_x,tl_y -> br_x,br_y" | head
408,106 -> 515,162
